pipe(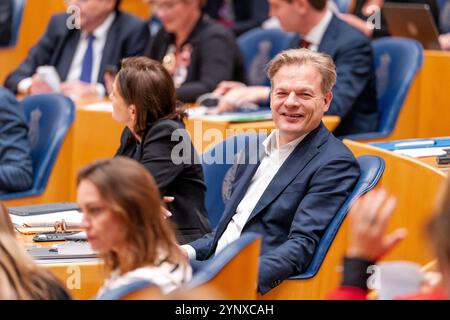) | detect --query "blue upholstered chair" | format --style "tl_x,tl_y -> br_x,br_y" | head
181,232 -> 261,299
201,133 -> 267,228
237,28 -> 296,86
1,0 -> 26,48
96,279 -> 157,300
342,37 -> 423,141
0,94 -> 75,200
288,155 -> 385,280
